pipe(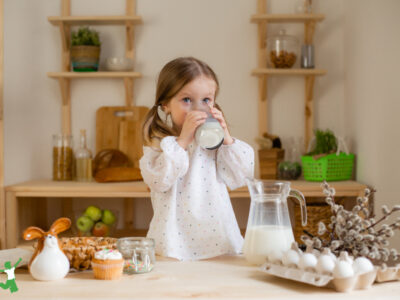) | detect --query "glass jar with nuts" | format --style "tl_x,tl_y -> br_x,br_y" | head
267,29 -> 299,68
